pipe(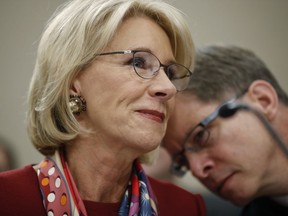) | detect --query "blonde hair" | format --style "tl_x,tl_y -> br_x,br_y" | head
27,0 -> 194,157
